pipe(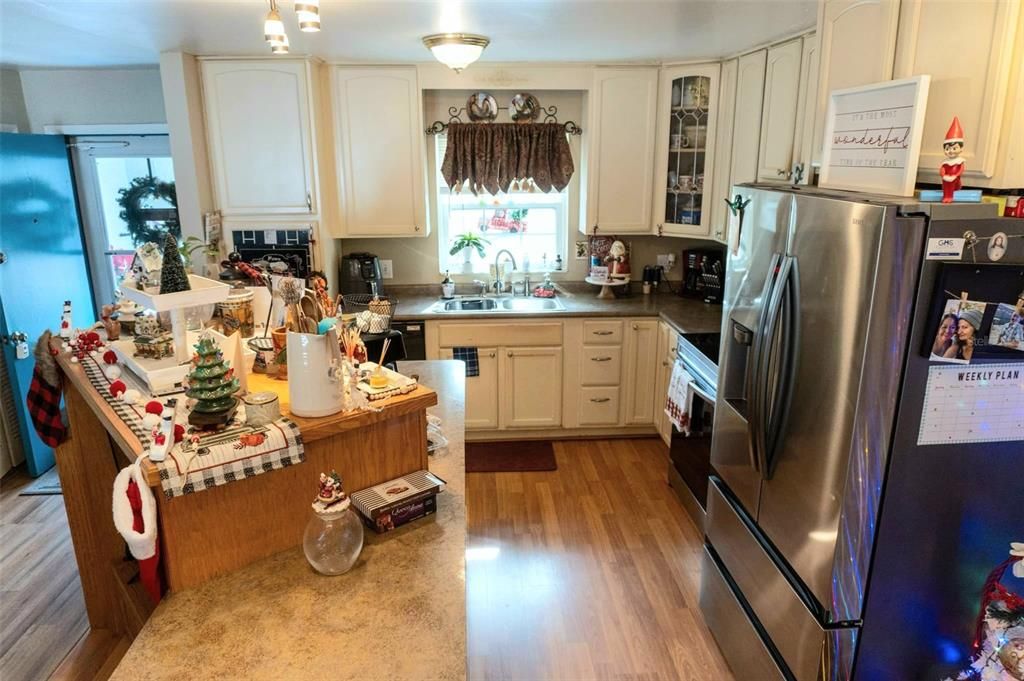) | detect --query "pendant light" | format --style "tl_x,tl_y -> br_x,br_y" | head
264,0 -> 286,47
295,0 -> 320,32
422,33 -> 490,73
271,33 -> 290,54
